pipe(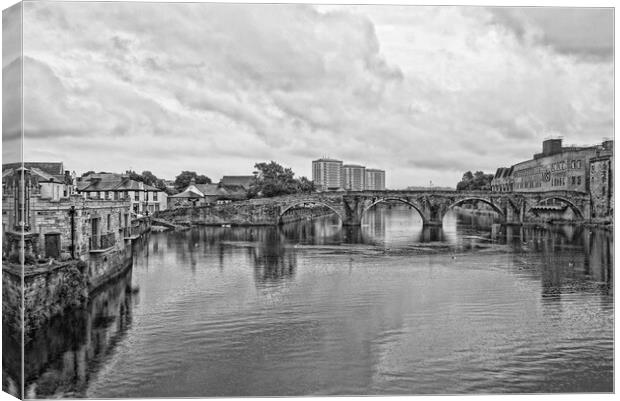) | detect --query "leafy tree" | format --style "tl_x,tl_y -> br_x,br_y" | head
297,176 -> 315,194
140,171 -> 158,186
248,161 -> 315,198
125,170 -> 143,183
80,170 -> 95,178
174,171 -> 212,190
123,170 -> 172,194
456,170 -> 493,191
